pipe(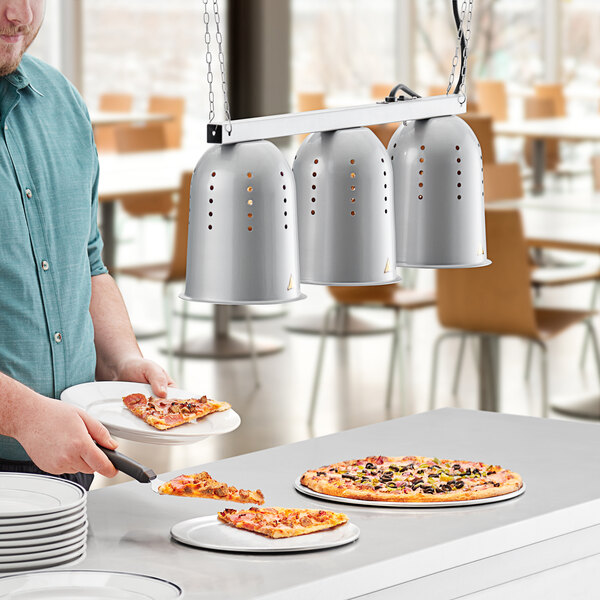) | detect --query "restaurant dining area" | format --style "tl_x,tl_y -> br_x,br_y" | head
1,0 -> 600,597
